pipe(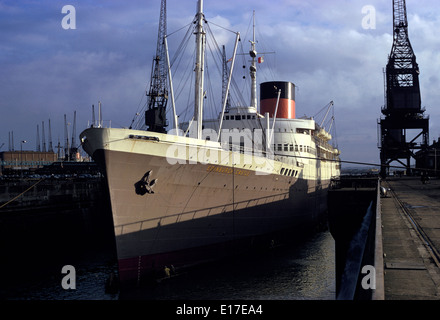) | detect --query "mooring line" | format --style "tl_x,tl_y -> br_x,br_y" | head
0,178 -> 45,210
